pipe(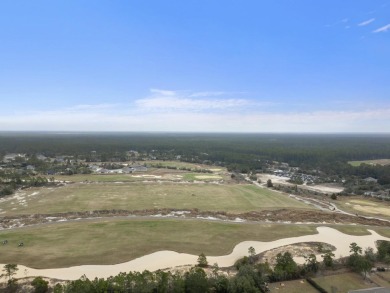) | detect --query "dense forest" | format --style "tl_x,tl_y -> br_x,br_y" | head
1,132 -> 390,184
